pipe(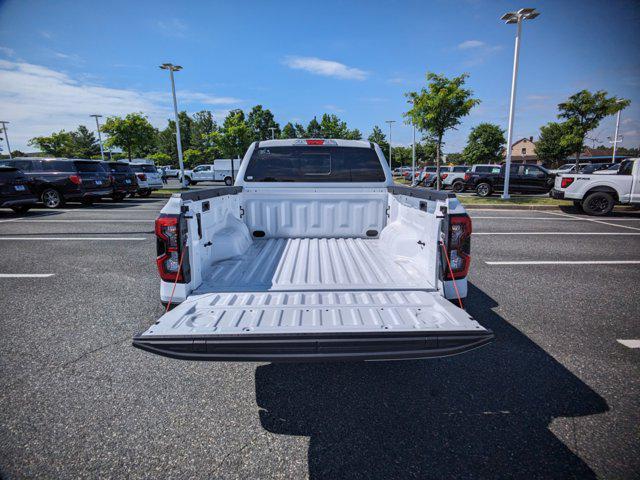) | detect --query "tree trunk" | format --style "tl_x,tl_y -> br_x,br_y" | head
128,145 -> 132,162
574,142 -> 582,172
436,136 -> 442,190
